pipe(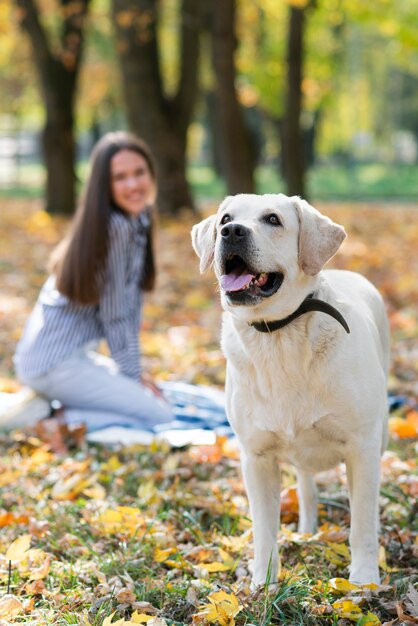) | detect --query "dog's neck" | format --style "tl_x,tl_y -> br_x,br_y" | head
249,294 -> 350,334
